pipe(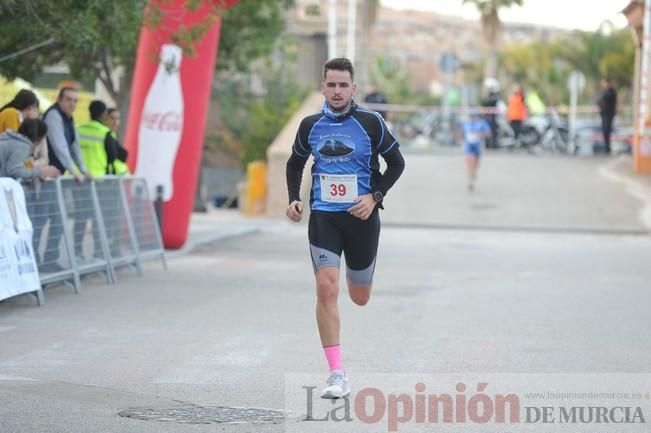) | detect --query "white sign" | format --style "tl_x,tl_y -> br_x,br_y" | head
567,71 -> 586,92
0,178 -> 40,301
135,44 -> 184,202
320,174 -> 358,203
